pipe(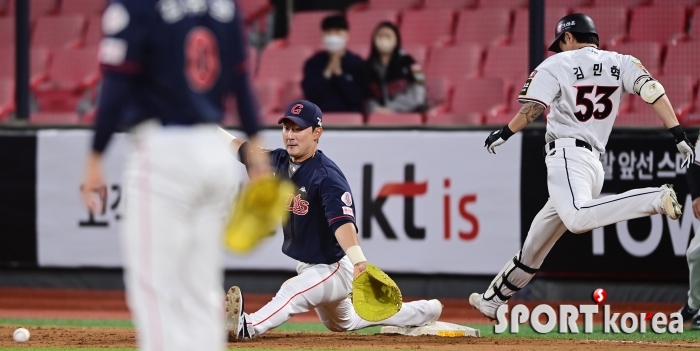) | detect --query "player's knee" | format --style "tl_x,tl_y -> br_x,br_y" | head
321,319 -> 350,332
